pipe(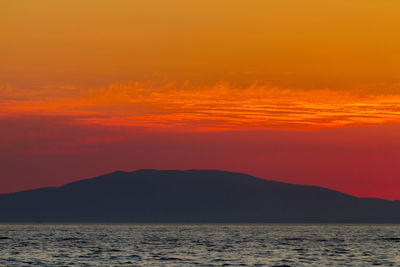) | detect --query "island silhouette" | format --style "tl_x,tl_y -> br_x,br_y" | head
1,169 -> 399,222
